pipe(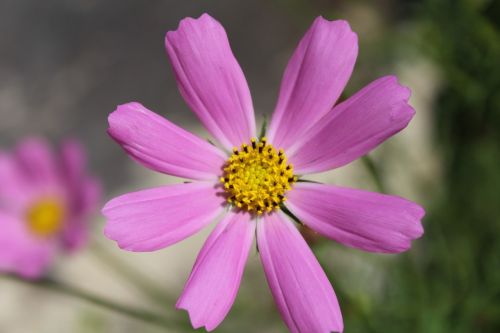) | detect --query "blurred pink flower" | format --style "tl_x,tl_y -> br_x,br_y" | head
0,138 -> 101,279
103,13 -> 424,332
